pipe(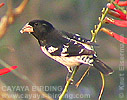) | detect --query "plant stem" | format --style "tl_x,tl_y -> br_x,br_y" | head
91,8 -> 109,42
58,66 -> 79,100
90,7 -> 108,100
75,66 -> 90,88
98,72 -> 105,100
